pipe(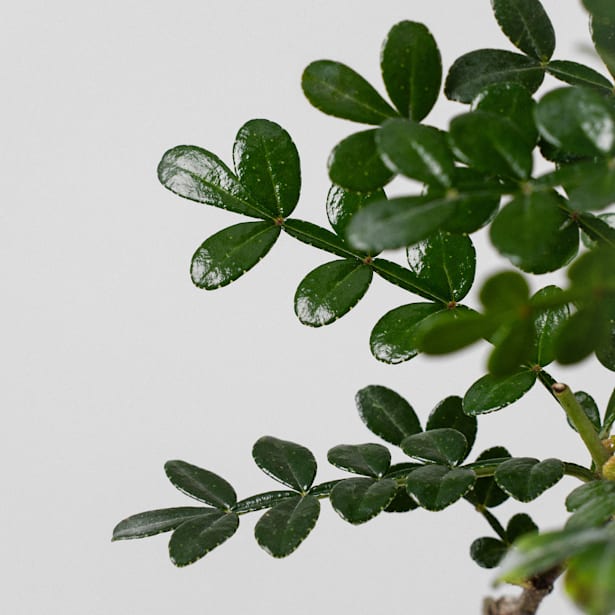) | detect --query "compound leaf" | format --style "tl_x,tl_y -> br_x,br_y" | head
401,428 -> 468,466
406,465 -> 476,511
495,457 -> 564,502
